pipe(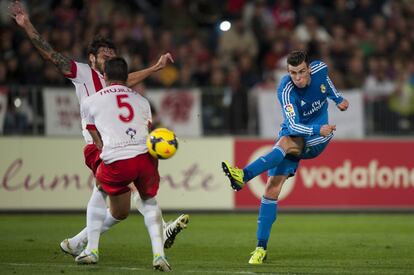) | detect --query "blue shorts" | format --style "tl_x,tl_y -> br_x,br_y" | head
268,133 -> 333,177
